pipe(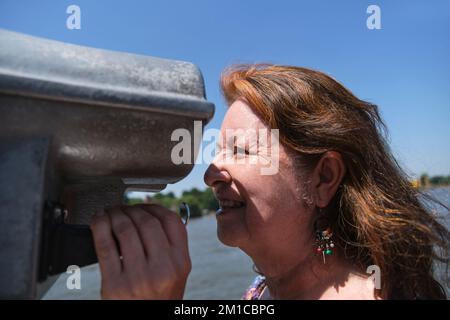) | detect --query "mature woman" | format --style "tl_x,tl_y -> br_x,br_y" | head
90,64 -> 449,300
